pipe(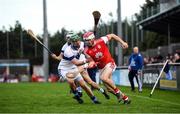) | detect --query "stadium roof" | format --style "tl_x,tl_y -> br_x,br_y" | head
137,4 -> 180,37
